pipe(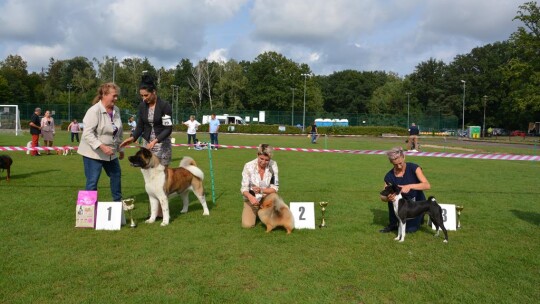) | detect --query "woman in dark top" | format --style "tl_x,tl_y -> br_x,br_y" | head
121,74 -> 173,166
379,147 -> 431,233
